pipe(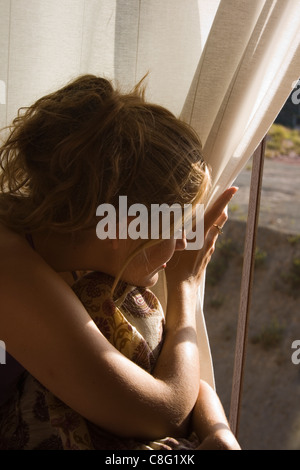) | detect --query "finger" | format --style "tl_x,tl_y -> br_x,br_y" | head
205,224 -> 219,248
203,213 -> 226,249
212,209 -> 228,233
204,187 -> 238,234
